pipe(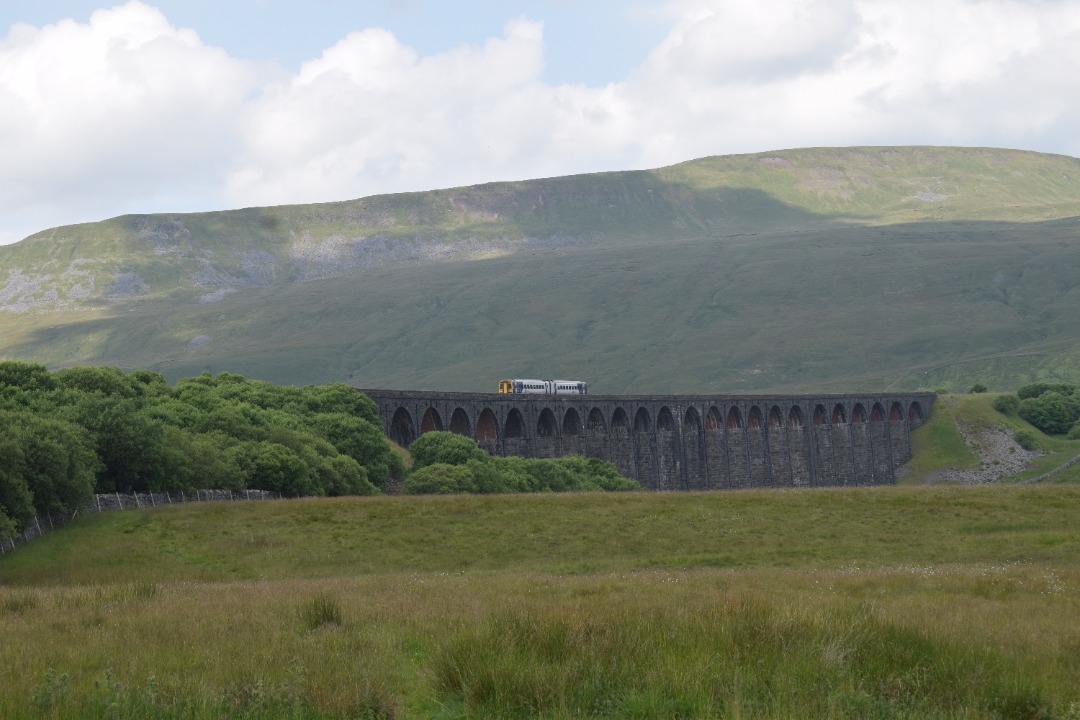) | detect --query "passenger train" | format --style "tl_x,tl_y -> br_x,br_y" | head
498,379 -> 588,395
